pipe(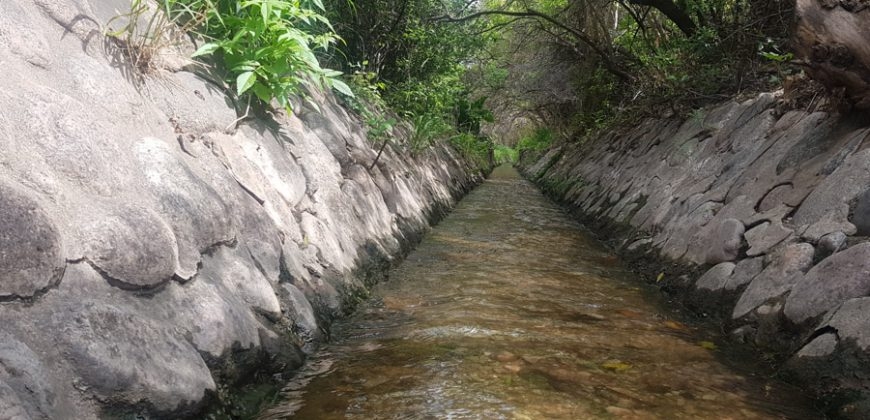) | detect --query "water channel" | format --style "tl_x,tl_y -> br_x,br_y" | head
258,165 -> 821,419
